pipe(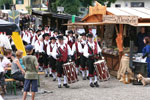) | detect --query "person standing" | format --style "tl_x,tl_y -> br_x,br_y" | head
83,34 -> 102,87
137,27 -> 148,53
47,37 -> 57,81
67,30 -> 75,49
42,33 -> 51,77
72,38 -> 82,75
52,35 -> 72,88
22,45 -> 38,100
142,37 -> 150,77
79,33 -> 88,80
